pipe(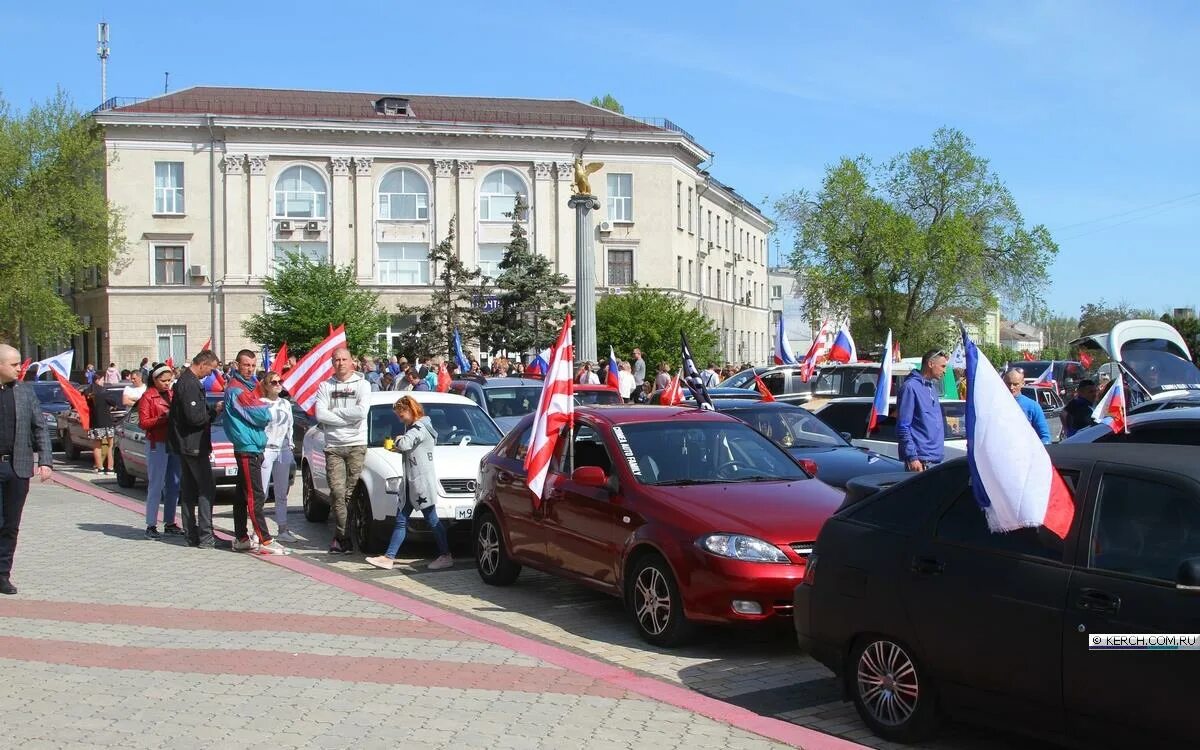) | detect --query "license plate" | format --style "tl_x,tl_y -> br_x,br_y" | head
455,507 -> 473,520
224,466 -> 238,476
